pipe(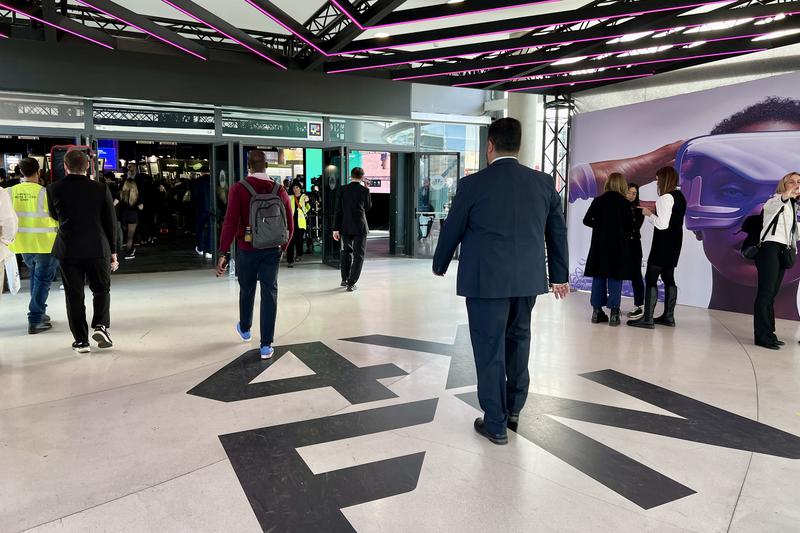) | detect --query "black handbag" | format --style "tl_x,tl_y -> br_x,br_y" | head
780,246 -> 797,269
741,207 -> 784,260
